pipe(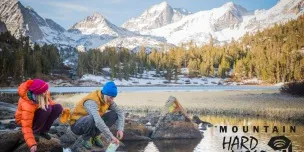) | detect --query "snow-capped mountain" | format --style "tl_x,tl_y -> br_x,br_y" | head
66,12 -> 137,49
245,0 -> 304,31
0,0 -> 72,45
140,2 -> 250,45
66,12 -> 170,50
69,13 -> 135,37
122,1 -> 191,32
1,0 -> 303,52
142,0 -> 304,45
